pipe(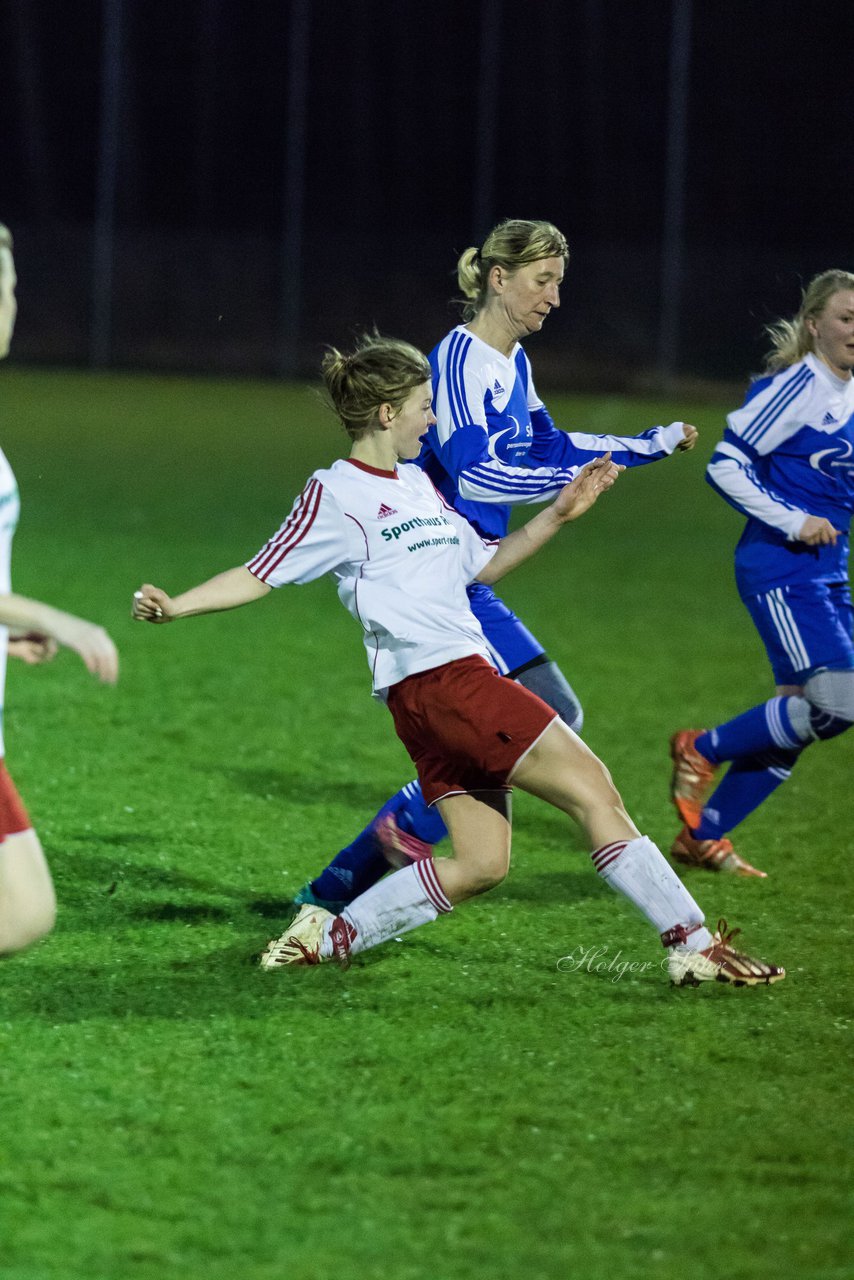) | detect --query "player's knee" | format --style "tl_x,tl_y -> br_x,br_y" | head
514,660 -> 584,734
457,849 -> 509,897
808,708 -> 854,742
803,668 -> 854,742
0,897 -> 56,956
0,835 -> 57,956
470,866 -> 508,895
